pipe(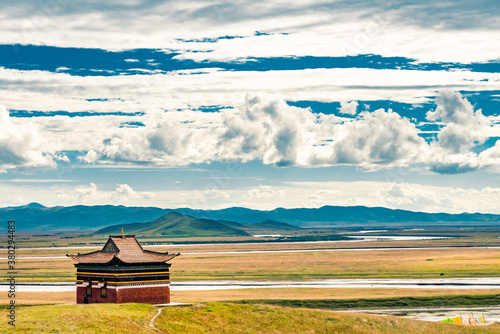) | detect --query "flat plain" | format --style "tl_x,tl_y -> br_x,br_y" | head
1,228 -> 498,332
2,231 -> 499,283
